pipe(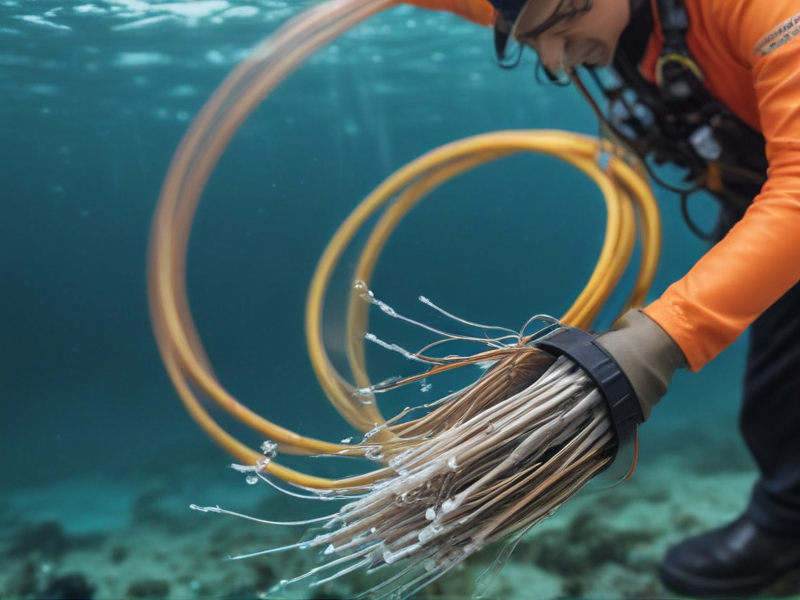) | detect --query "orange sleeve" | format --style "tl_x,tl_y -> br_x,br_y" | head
399,0 -> 495,26
644,0 -> 800,371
